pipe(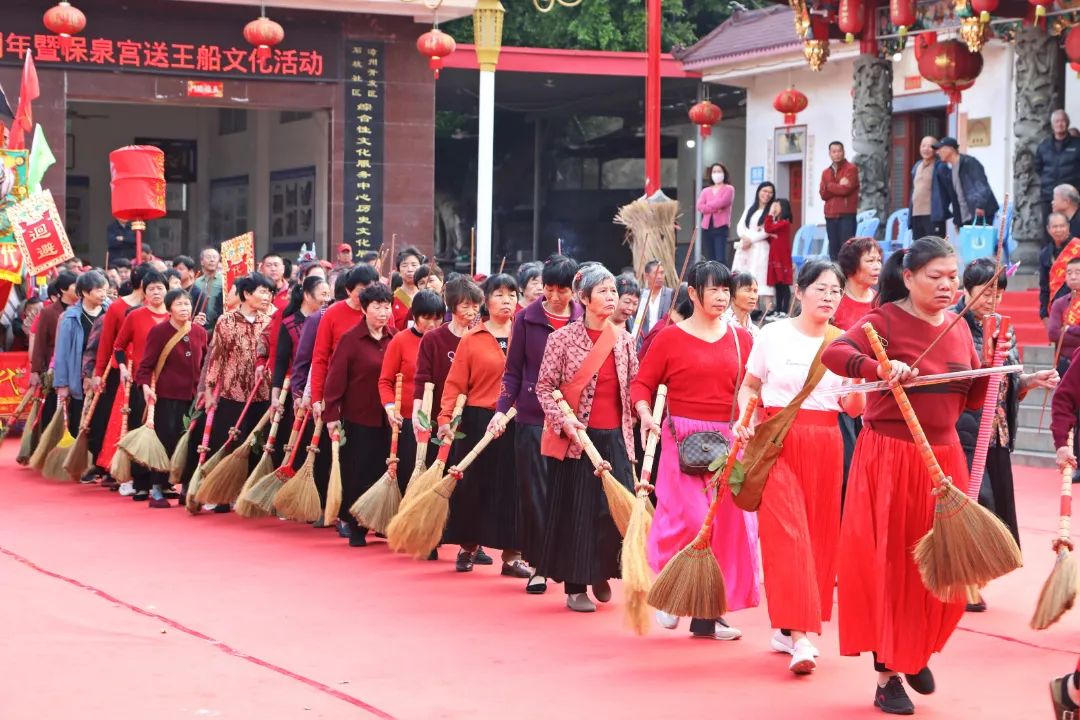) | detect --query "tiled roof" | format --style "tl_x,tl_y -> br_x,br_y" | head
676,5 -> 801,69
